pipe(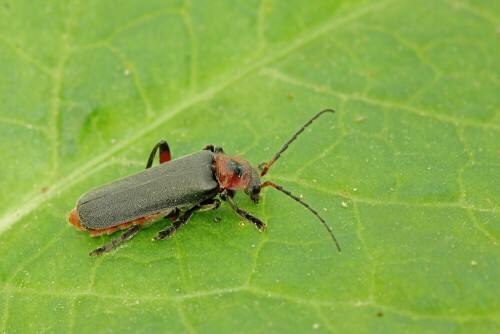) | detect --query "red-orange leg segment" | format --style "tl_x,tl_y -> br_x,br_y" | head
146,140 -> 171,169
